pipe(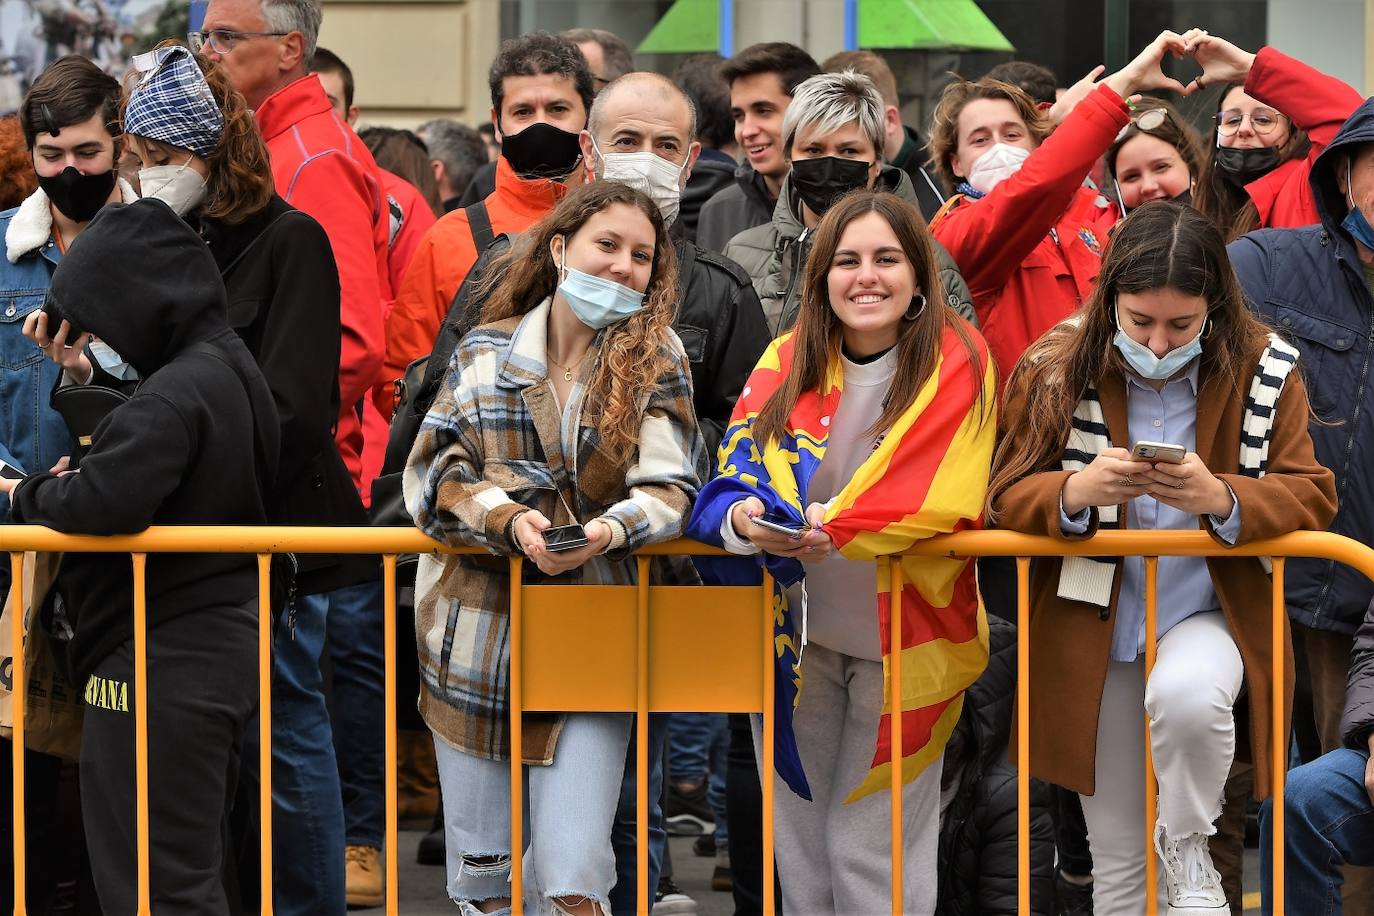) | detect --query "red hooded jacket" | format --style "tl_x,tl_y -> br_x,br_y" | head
932,84 -> 1128,384
255,74 -> 389,497
1237,46 -> 1363,230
